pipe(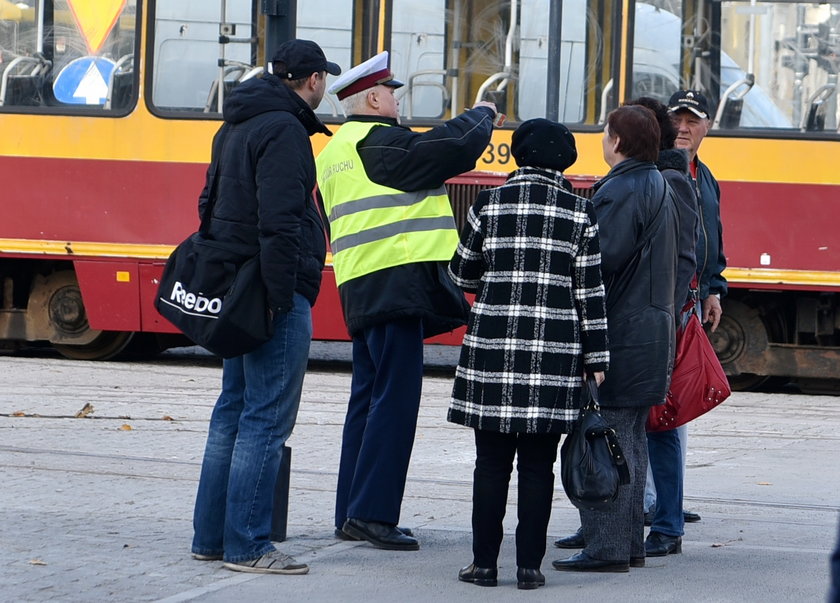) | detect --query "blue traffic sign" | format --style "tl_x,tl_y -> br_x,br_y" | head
53,56 -> 116,105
